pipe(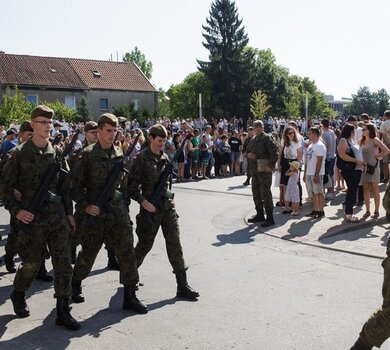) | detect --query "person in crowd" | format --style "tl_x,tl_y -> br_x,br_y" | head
191,129 -> 201,179
334,128 -> 345,191
173,131 -> 185,182
228,130 -> 242,176
0,128 -> 18,157
240,132 -> 248,176
213,130 -> 222,177
337,124 -> 365,223
242,128 -> 254,185
278,126 -> 303,207
303,127 -> 326,219
200,135 -> 210,179
321,119 -> 337,199
379,110 -> 390,183
283,161 -> 301,216
219,135 -> 231,177
164,131 -> 176,163
203,125 -> 214,177
359,122 -> 389,219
